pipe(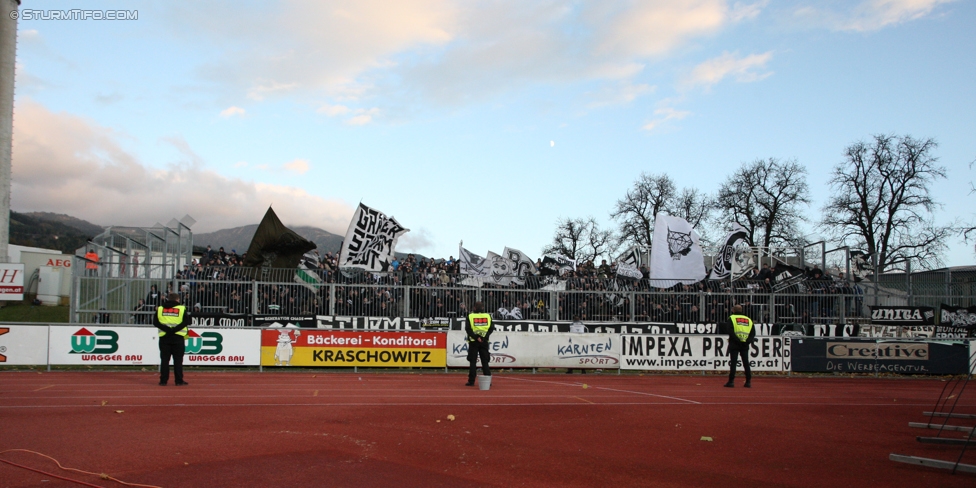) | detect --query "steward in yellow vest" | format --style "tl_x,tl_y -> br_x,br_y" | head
153,293 -> 190,386
724,305 -> 755,389
465,302 -> 494,386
